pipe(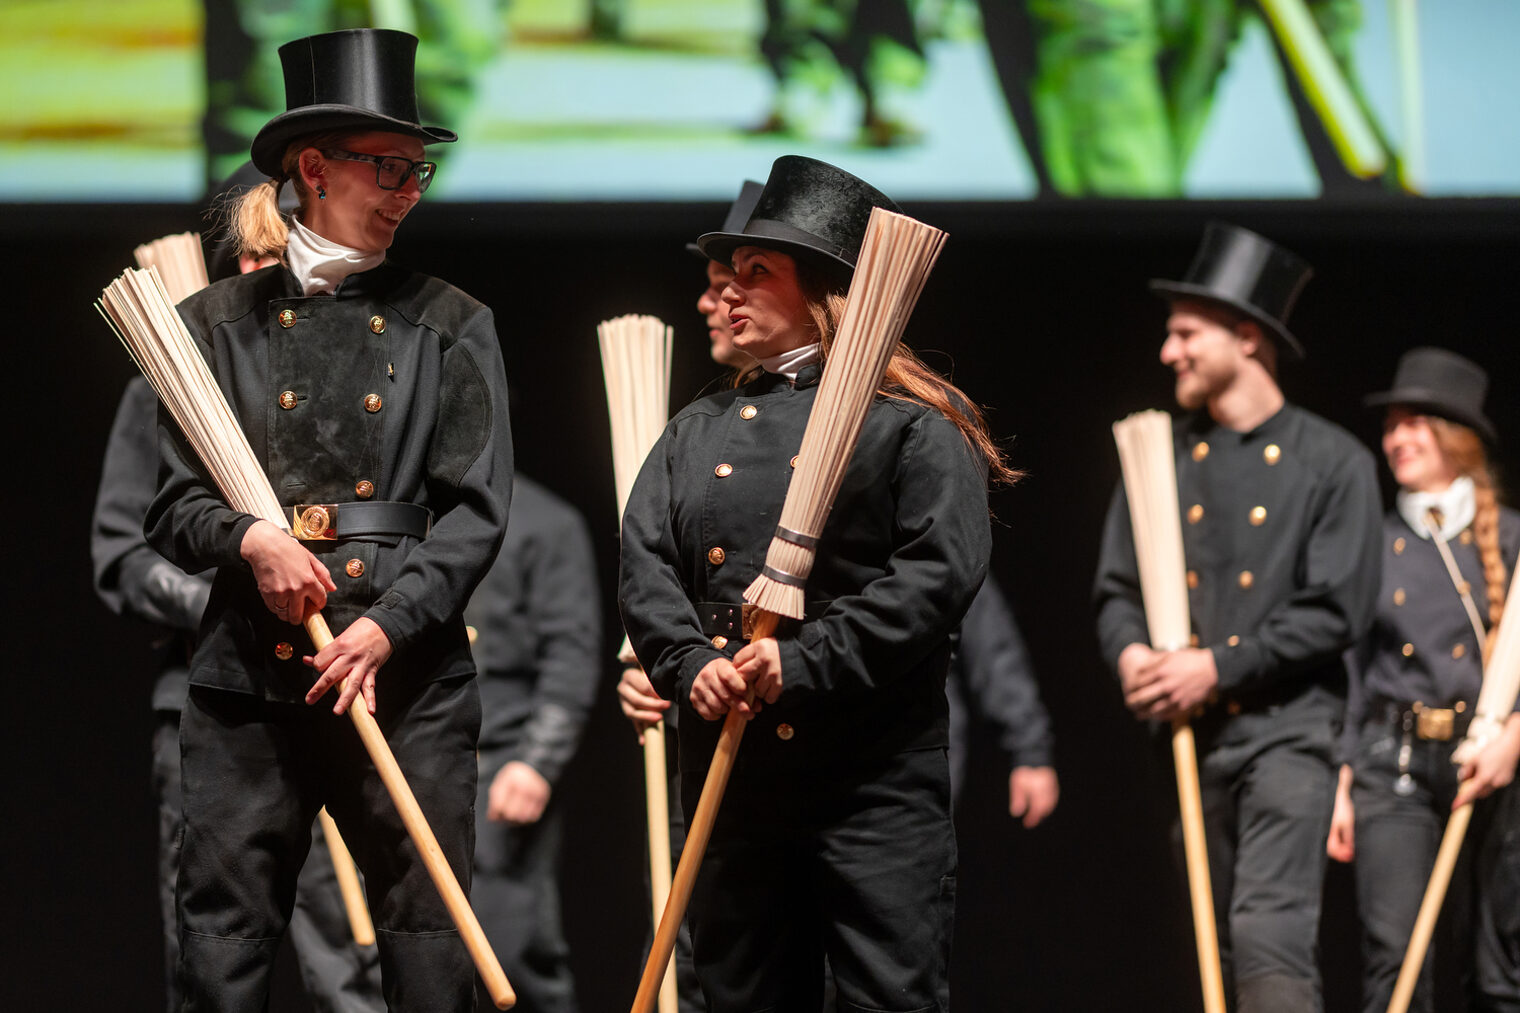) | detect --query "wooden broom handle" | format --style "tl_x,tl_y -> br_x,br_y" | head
1386,800 -> 1474,1013
317,807 -> 376,946
630,610 -> 781,1013
642,723 -> 679,1013
1172,718 -> 1227,1013
305,614 -> 517,1010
